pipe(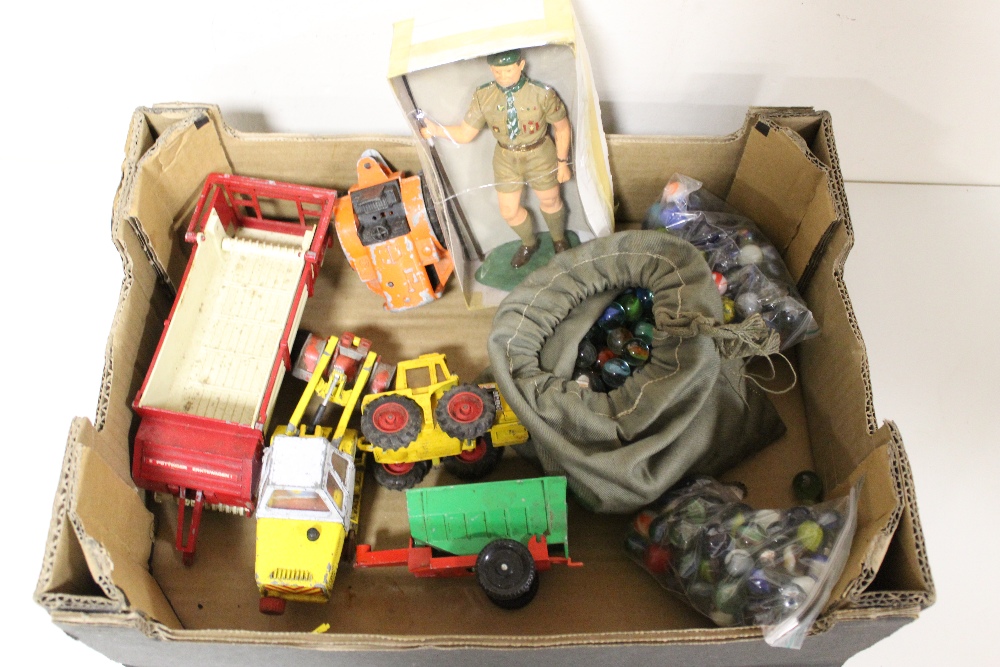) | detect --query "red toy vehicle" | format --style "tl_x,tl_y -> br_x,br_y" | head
334,150 -> 453,311
131,174 -> 338,564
